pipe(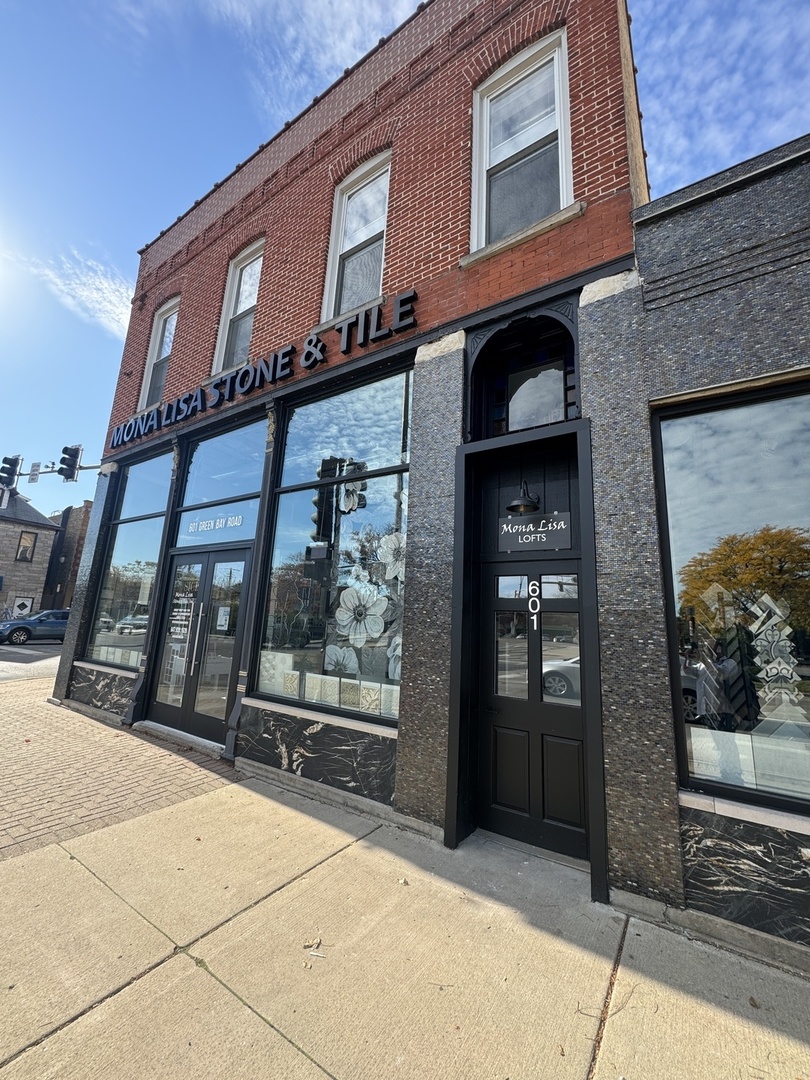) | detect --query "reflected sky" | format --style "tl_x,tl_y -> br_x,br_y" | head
281,374 -> 409,487
661,394 -> 810,594
119,453 -> 173,520
509,364 -> 564,430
